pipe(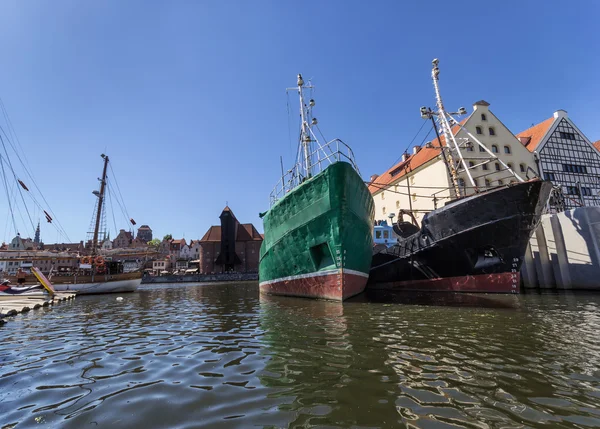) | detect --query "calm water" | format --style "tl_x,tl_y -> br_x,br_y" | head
1,283 -> 600,429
